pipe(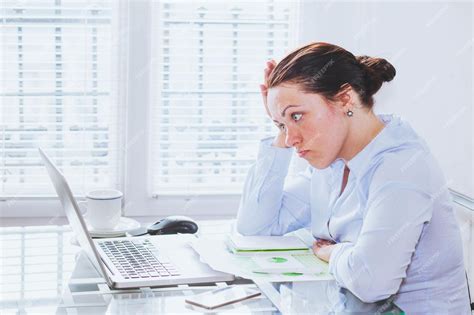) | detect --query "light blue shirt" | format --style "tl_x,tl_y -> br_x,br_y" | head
236,114 -> 470,314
